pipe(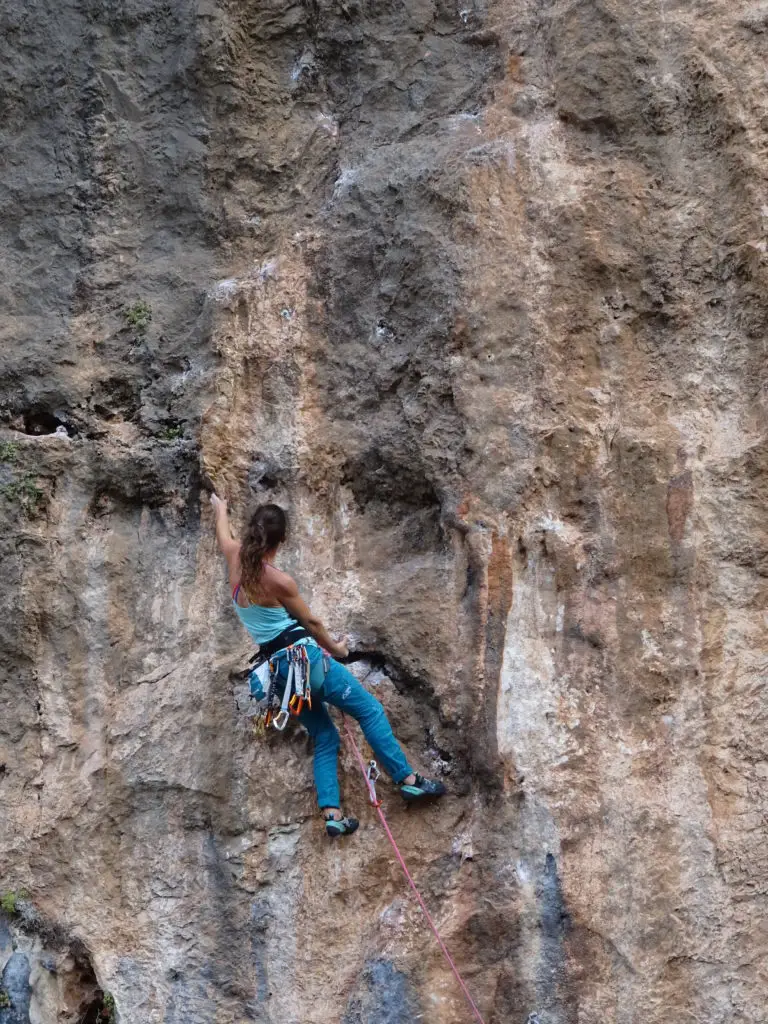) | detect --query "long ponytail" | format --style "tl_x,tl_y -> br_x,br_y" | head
240,504 -> 288,600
